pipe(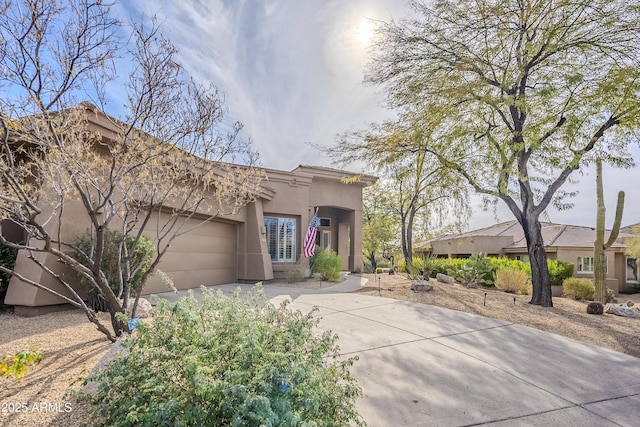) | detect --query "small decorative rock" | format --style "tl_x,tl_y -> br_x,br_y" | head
119,297 -> 153,318
410,280 -> 433,292
587,302 -> 604,315
436,273 -> 454,284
